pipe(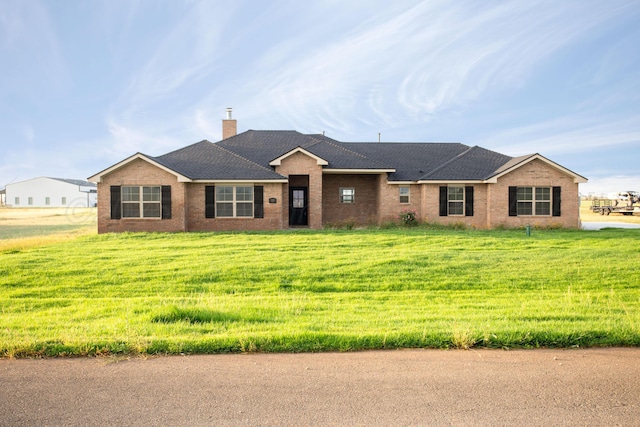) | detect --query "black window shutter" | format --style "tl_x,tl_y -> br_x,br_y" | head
552,186 -> 561,217
161,186 -> 172,219
254,186 -> 264,218
439,186 -> 448,216
508,186 -> 518,216
110,186 -> 121,220
205,186 -> 215,218
465,186 -> 474,217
